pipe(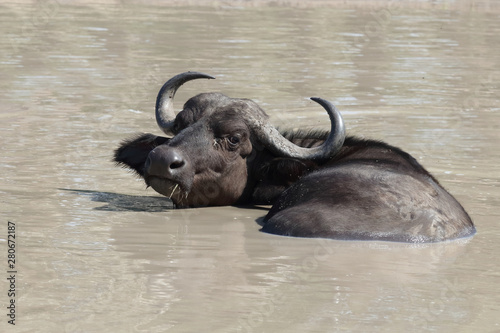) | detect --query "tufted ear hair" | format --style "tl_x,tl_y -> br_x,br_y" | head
114,134 -> 169,176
